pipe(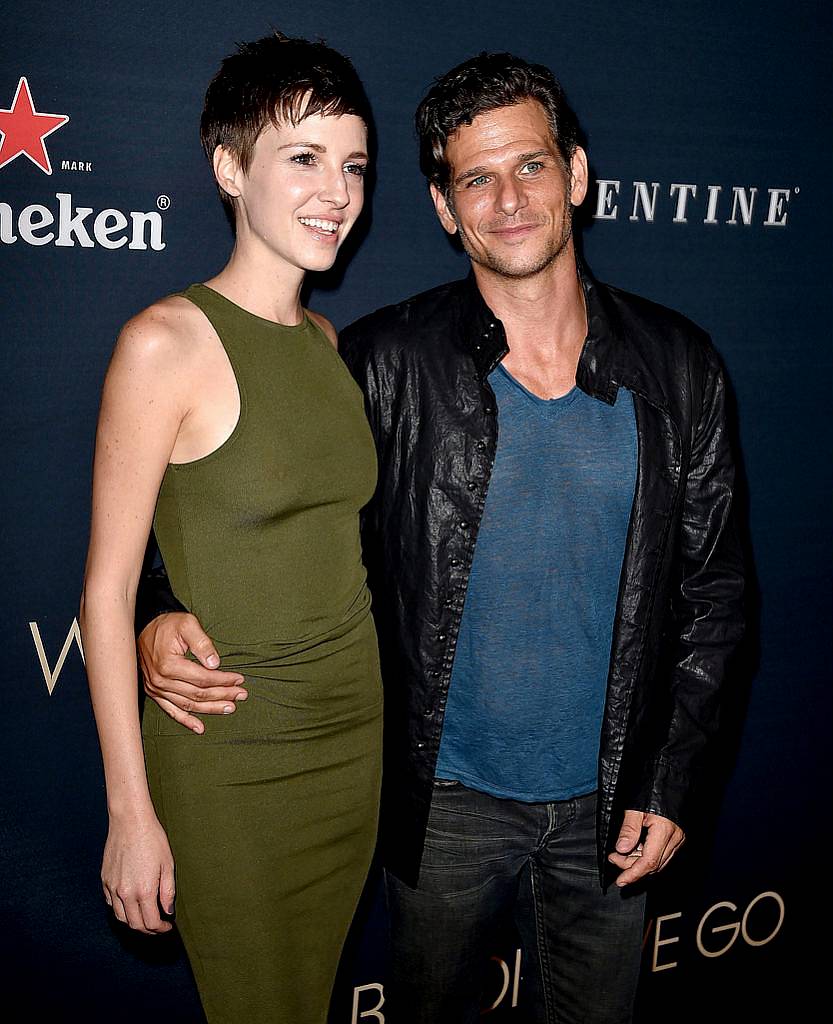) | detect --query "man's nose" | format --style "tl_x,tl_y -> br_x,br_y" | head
495,176 -> 527,216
